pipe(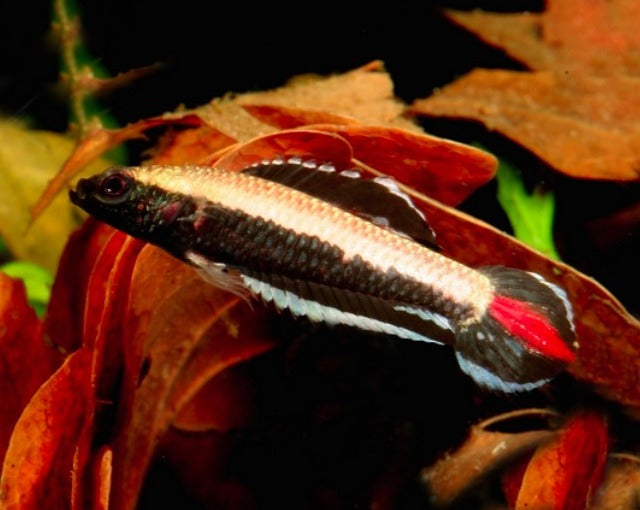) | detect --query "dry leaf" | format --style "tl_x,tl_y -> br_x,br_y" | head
421,409 -> 558,505
410,69 -> 640,181
445,0 -> 640,75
